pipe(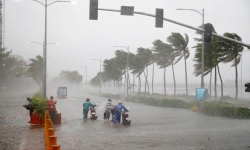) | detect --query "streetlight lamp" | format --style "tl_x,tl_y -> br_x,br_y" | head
92,59 -> 102,93
177,8 -> 205,88
113,46 -> 129,96
27,41 -> 58,96
16,0 -> 77,98
79,66 -> 88,90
